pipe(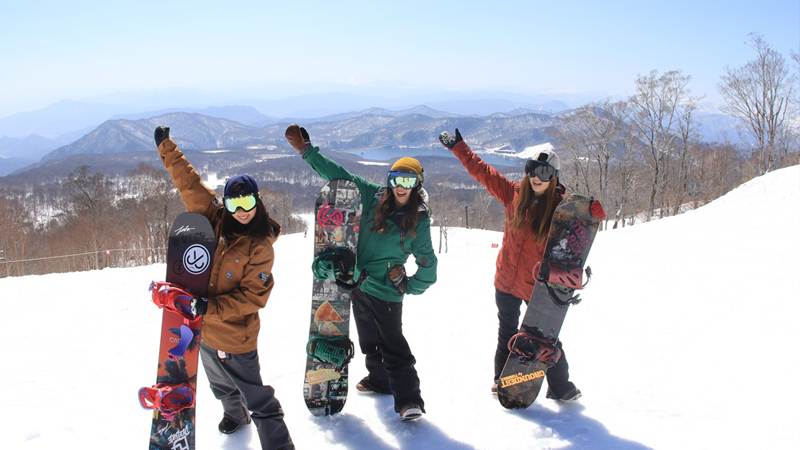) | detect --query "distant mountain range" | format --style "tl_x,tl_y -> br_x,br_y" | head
0,94 -> 575,140
0,92 -> 742,177
38,109 -> 558,162
0,93 -> 576,176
